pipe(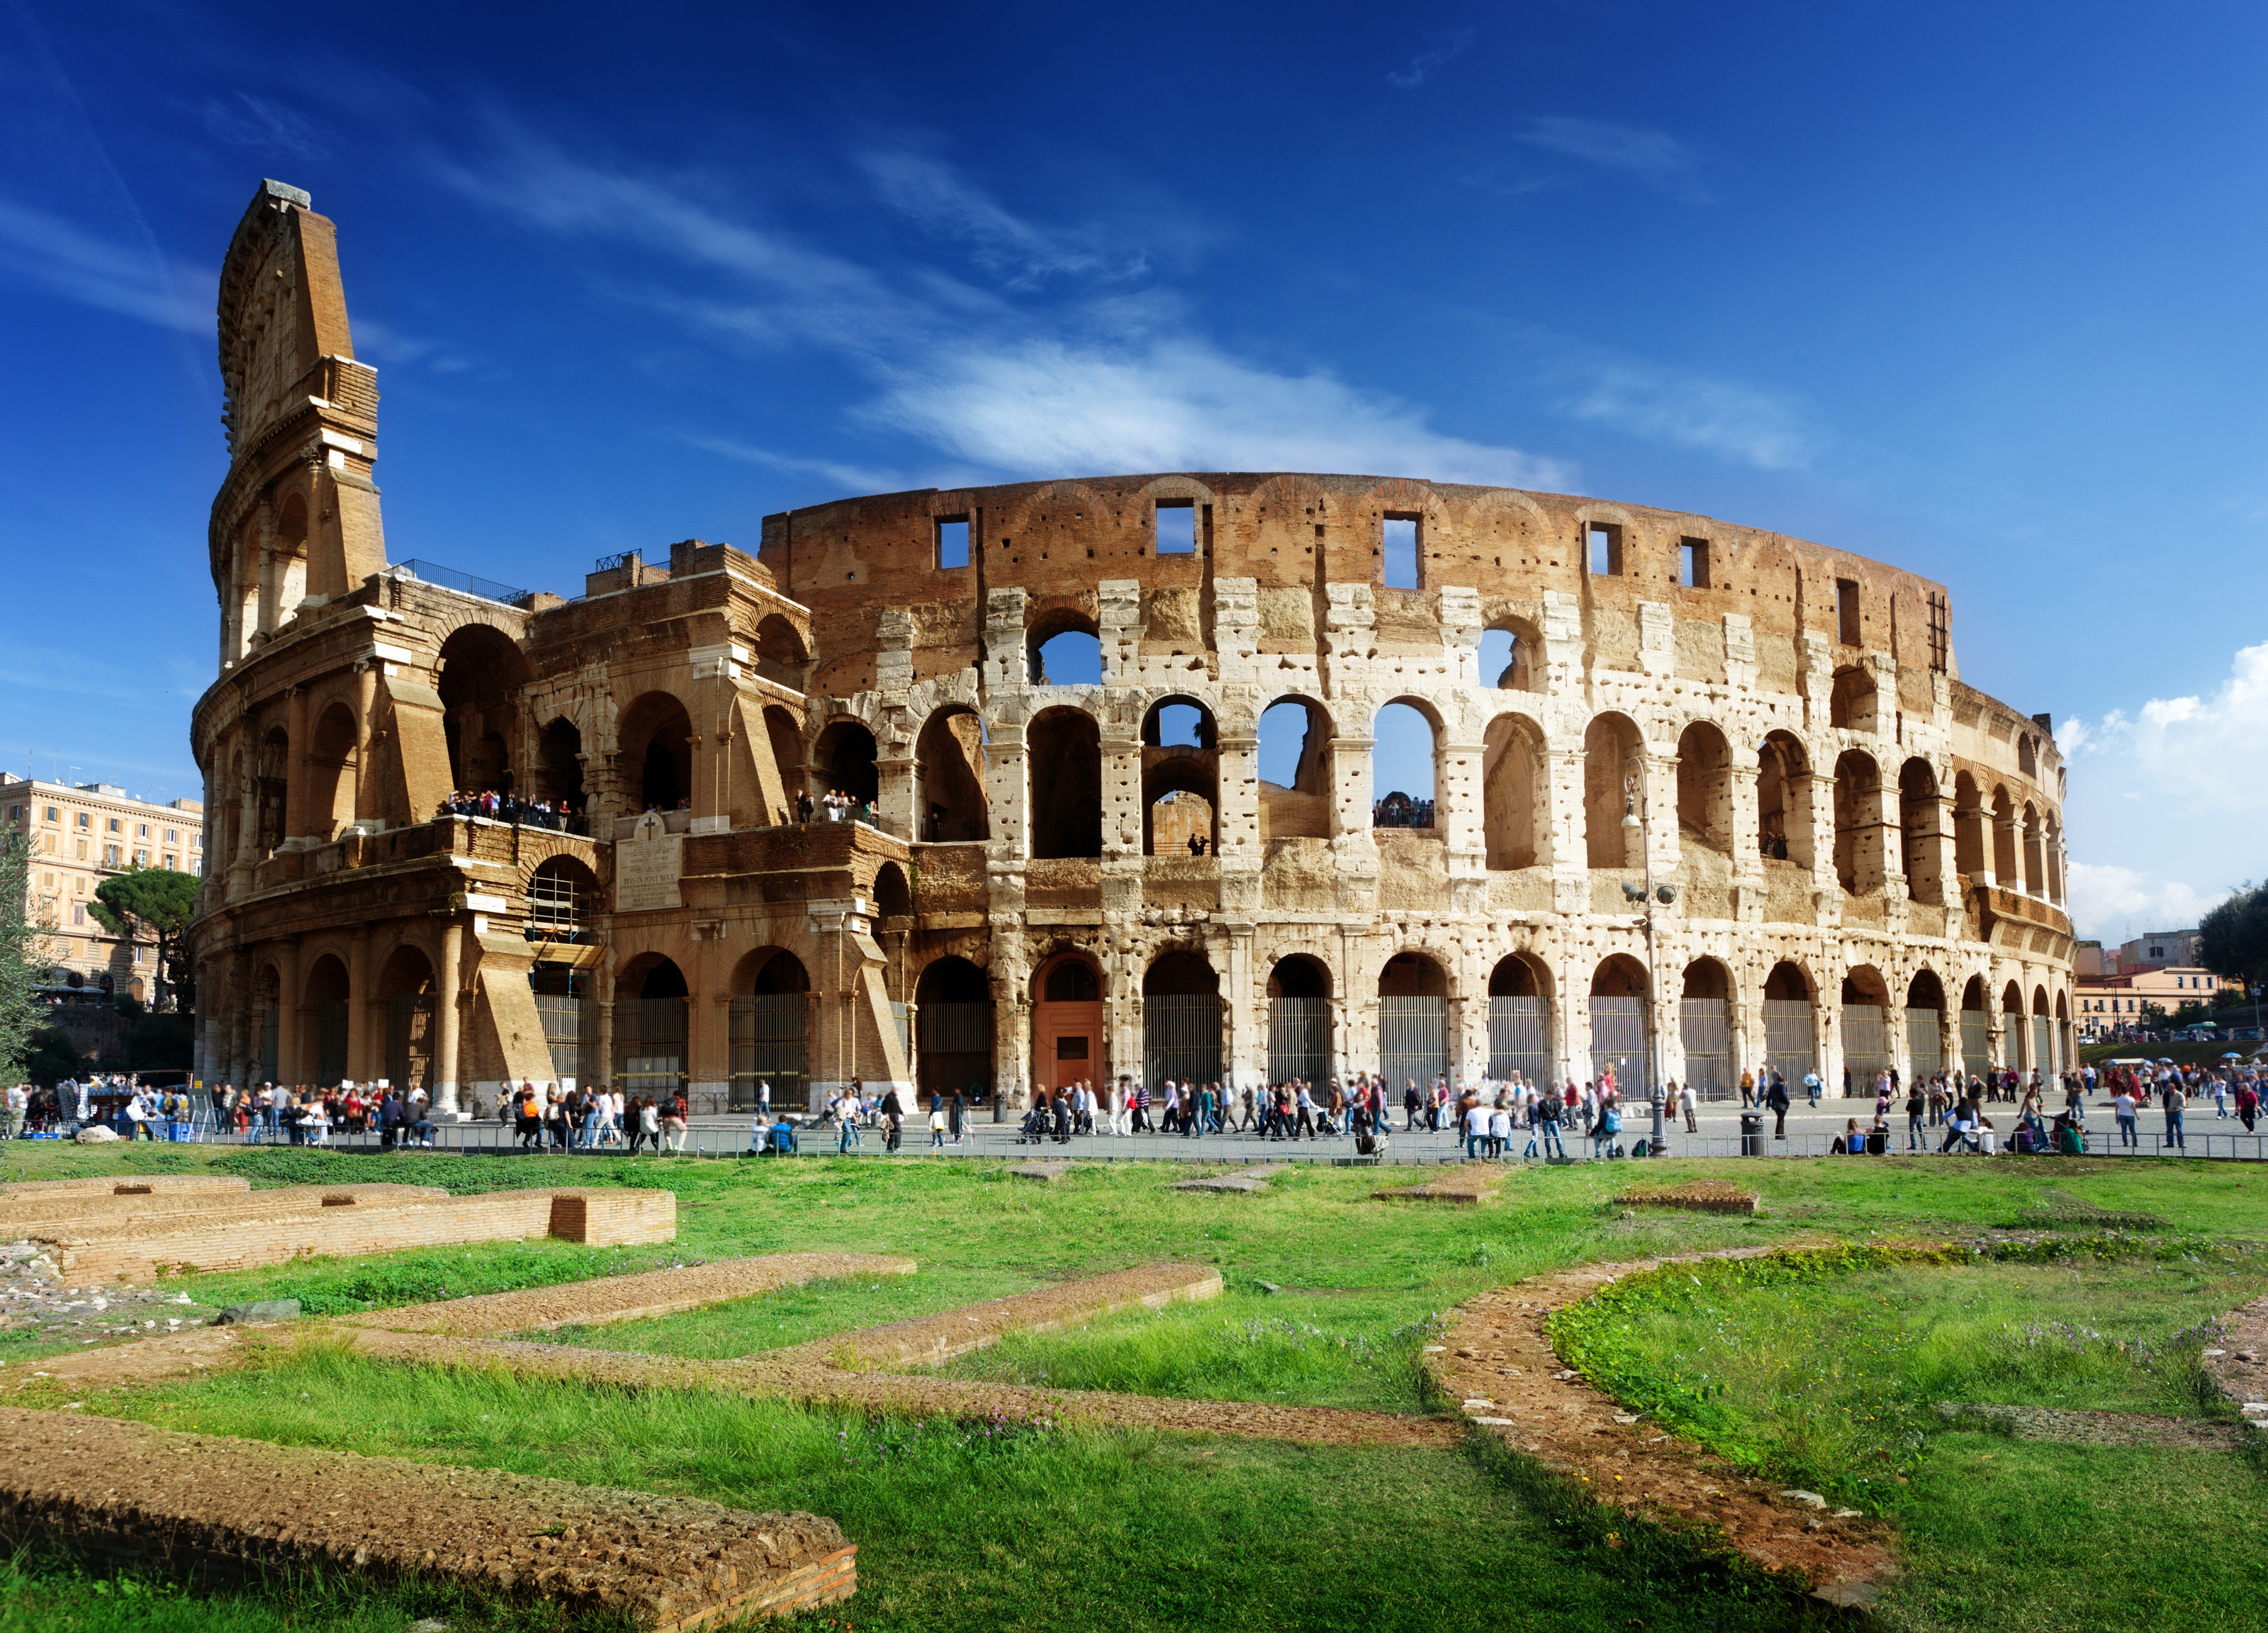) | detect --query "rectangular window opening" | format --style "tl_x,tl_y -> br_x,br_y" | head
1155,501 -> 1196,555
1382,514 -> 1421,589
1587,523 -> 1623,578
1680,537 -> 1711,589
1836,578 -> 1861,646
936,516 -> 970,570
